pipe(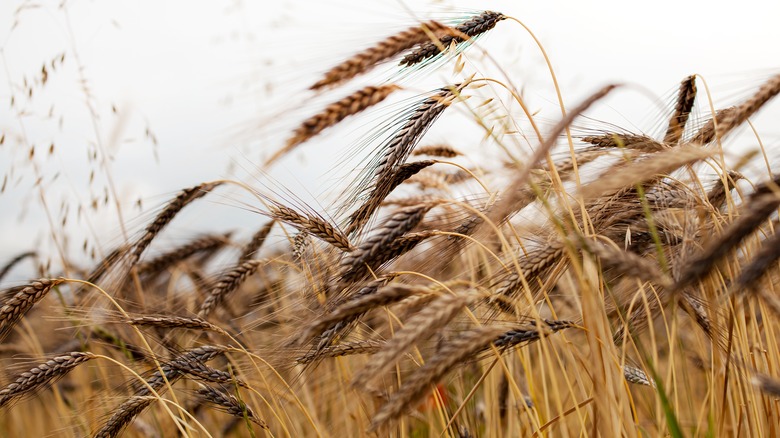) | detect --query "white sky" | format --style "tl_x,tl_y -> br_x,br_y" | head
1,0 -> 779,280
